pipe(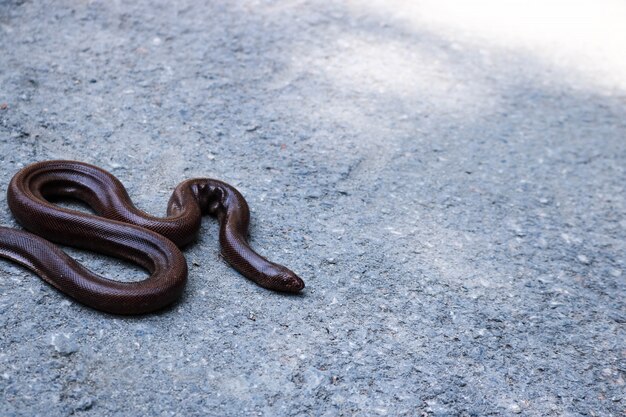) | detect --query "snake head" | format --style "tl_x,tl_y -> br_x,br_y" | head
273,265 -> 305,293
